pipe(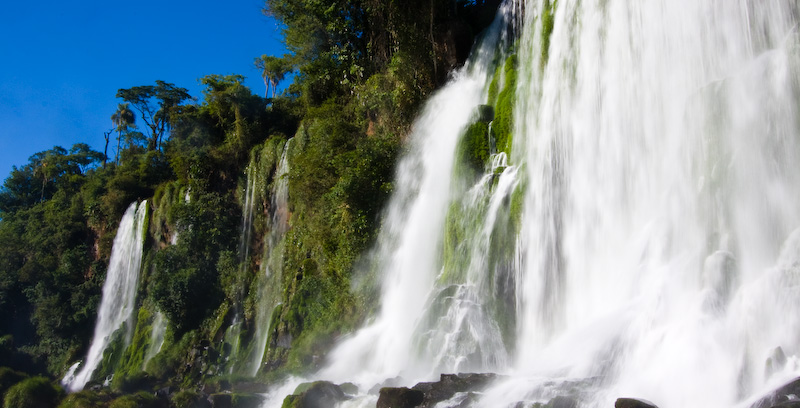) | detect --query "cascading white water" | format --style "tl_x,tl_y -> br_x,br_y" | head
316,2 -> 519,390
495,0 -> 800,406
246,138 -> 293,377
262,0 -> 800,407
143,311 -> 167,368
63,201 -> 147,392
